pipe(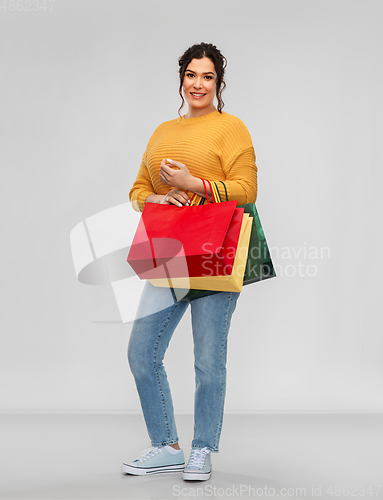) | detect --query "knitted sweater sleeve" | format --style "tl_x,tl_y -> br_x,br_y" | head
207,118 -> 258,205
129,148 -> 155,212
